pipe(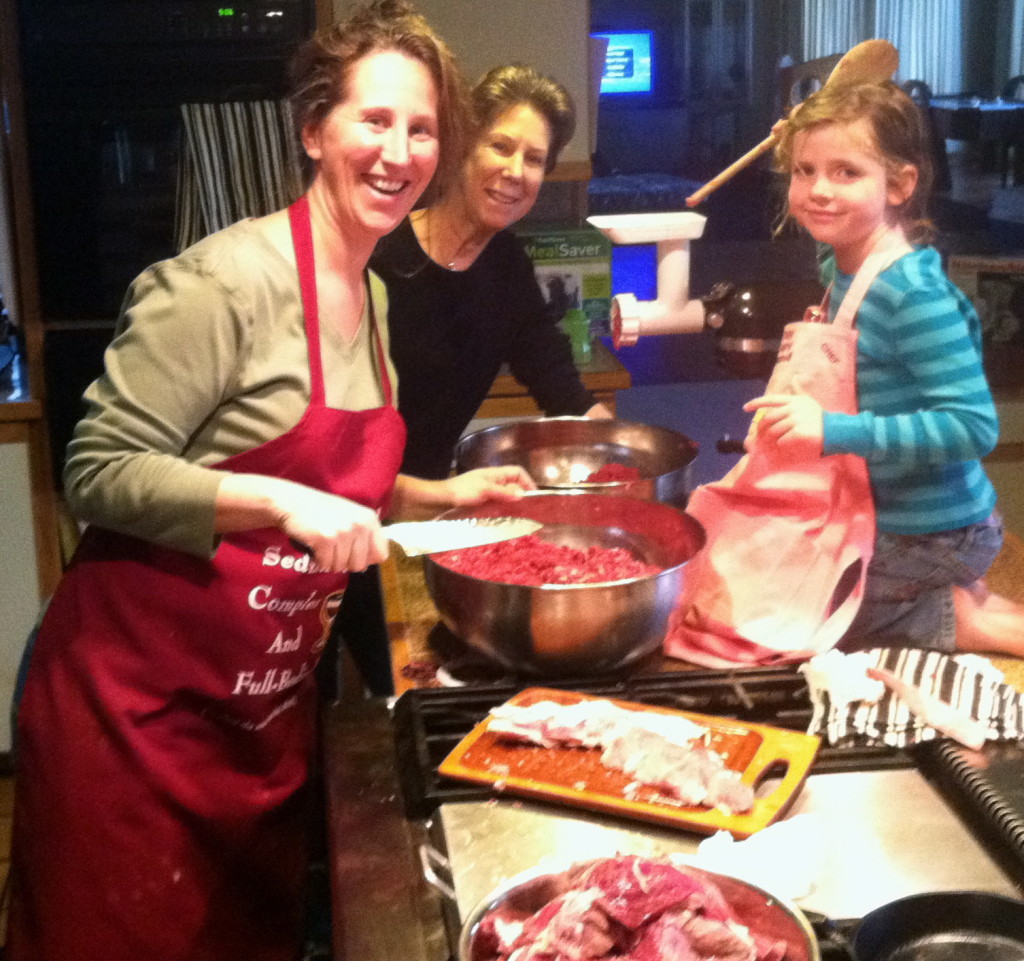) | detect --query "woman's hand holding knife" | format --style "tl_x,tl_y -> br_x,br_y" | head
215,466 -> 537,572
